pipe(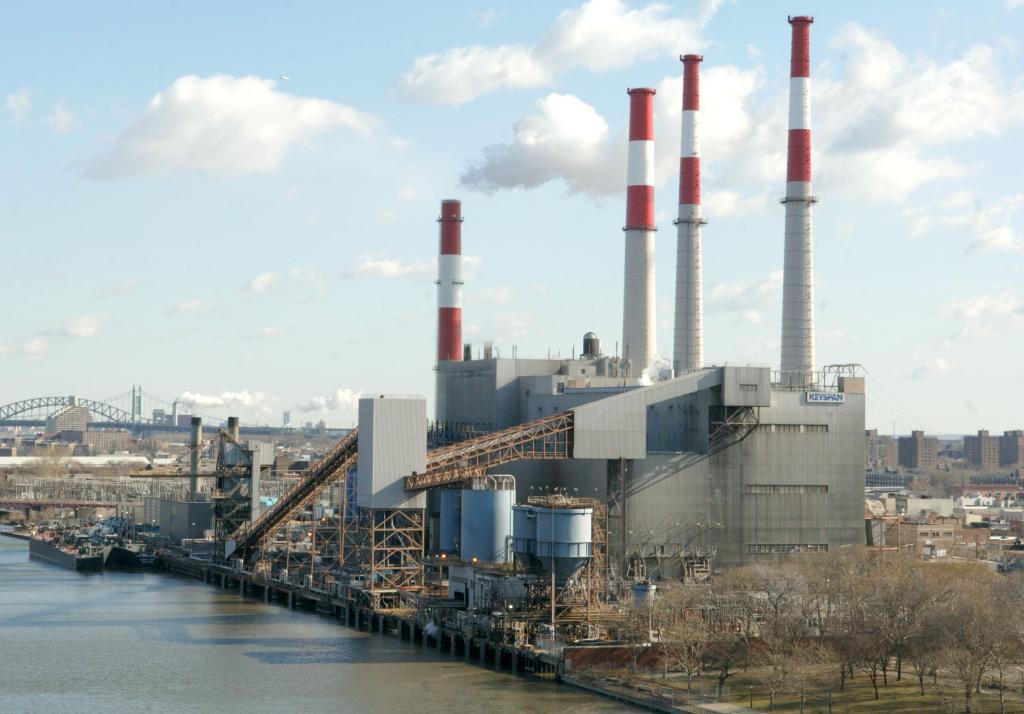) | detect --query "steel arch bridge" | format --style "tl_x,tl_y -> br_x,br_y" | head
0,396 -> 144,425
